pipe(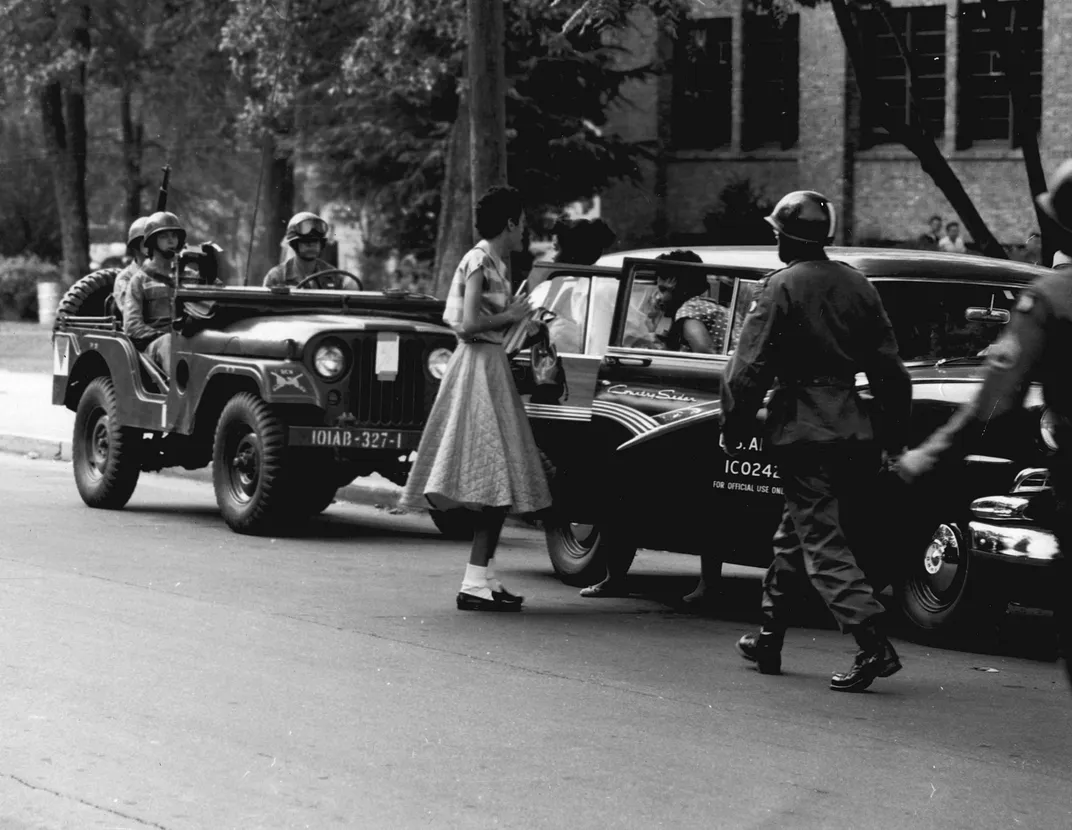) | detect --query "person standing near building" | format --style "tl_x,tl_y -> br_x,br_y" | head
918,214 -> 943,250
722,190 -> 912,692
400,185 -> 552,611
899,160 -> 1072,691
938,221 -> 967,253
